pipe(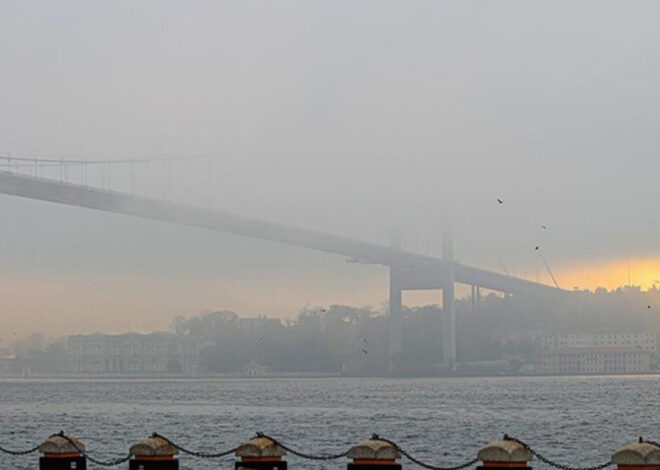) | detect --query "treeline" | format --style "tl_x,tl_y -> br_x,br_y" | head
4,284 -> 660,376
173,285 -> 660,375
171,306 -> 388,375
